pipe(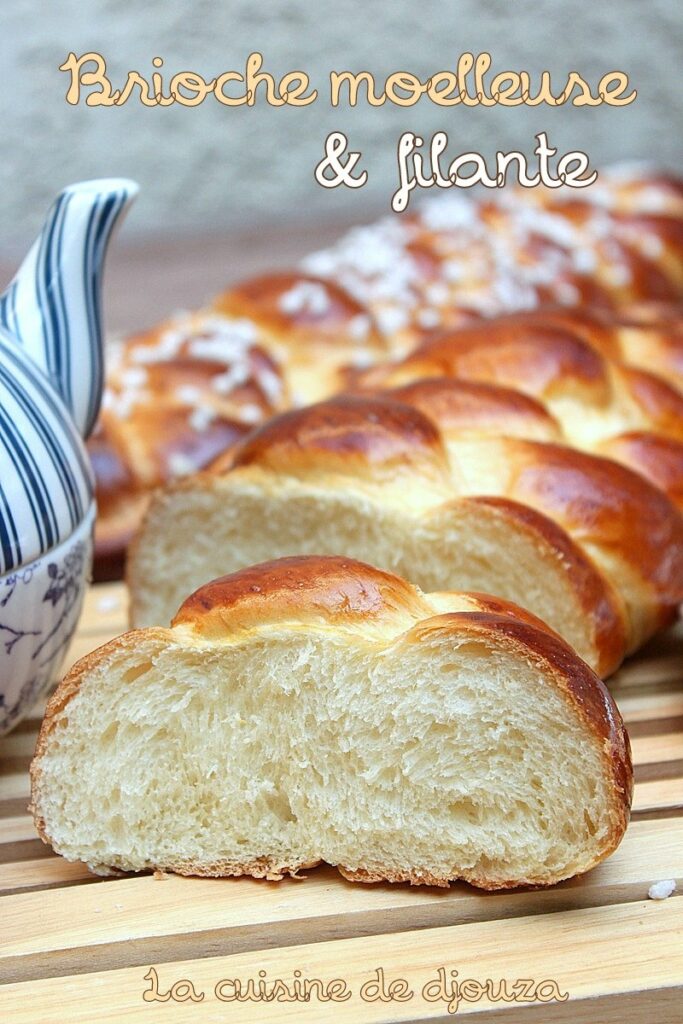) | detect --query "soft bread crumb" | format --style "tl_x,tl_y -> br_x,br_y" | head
129,477 -> 603,671
648,879 -> 677,900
